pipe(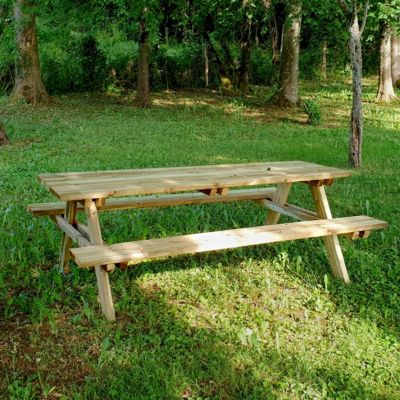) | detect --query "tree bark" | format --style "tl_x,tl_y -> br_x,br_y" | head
12,0 -> 48,104
321,40 -> 327,79
269,2 -> 284,85
0,125 -> 8,146
204,43 -> 209,88
391,34 -> 400,87
348,16 -> 363,168
376,24 -> 397,102
134,12 -> 151,108
273,0 -> 302,106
